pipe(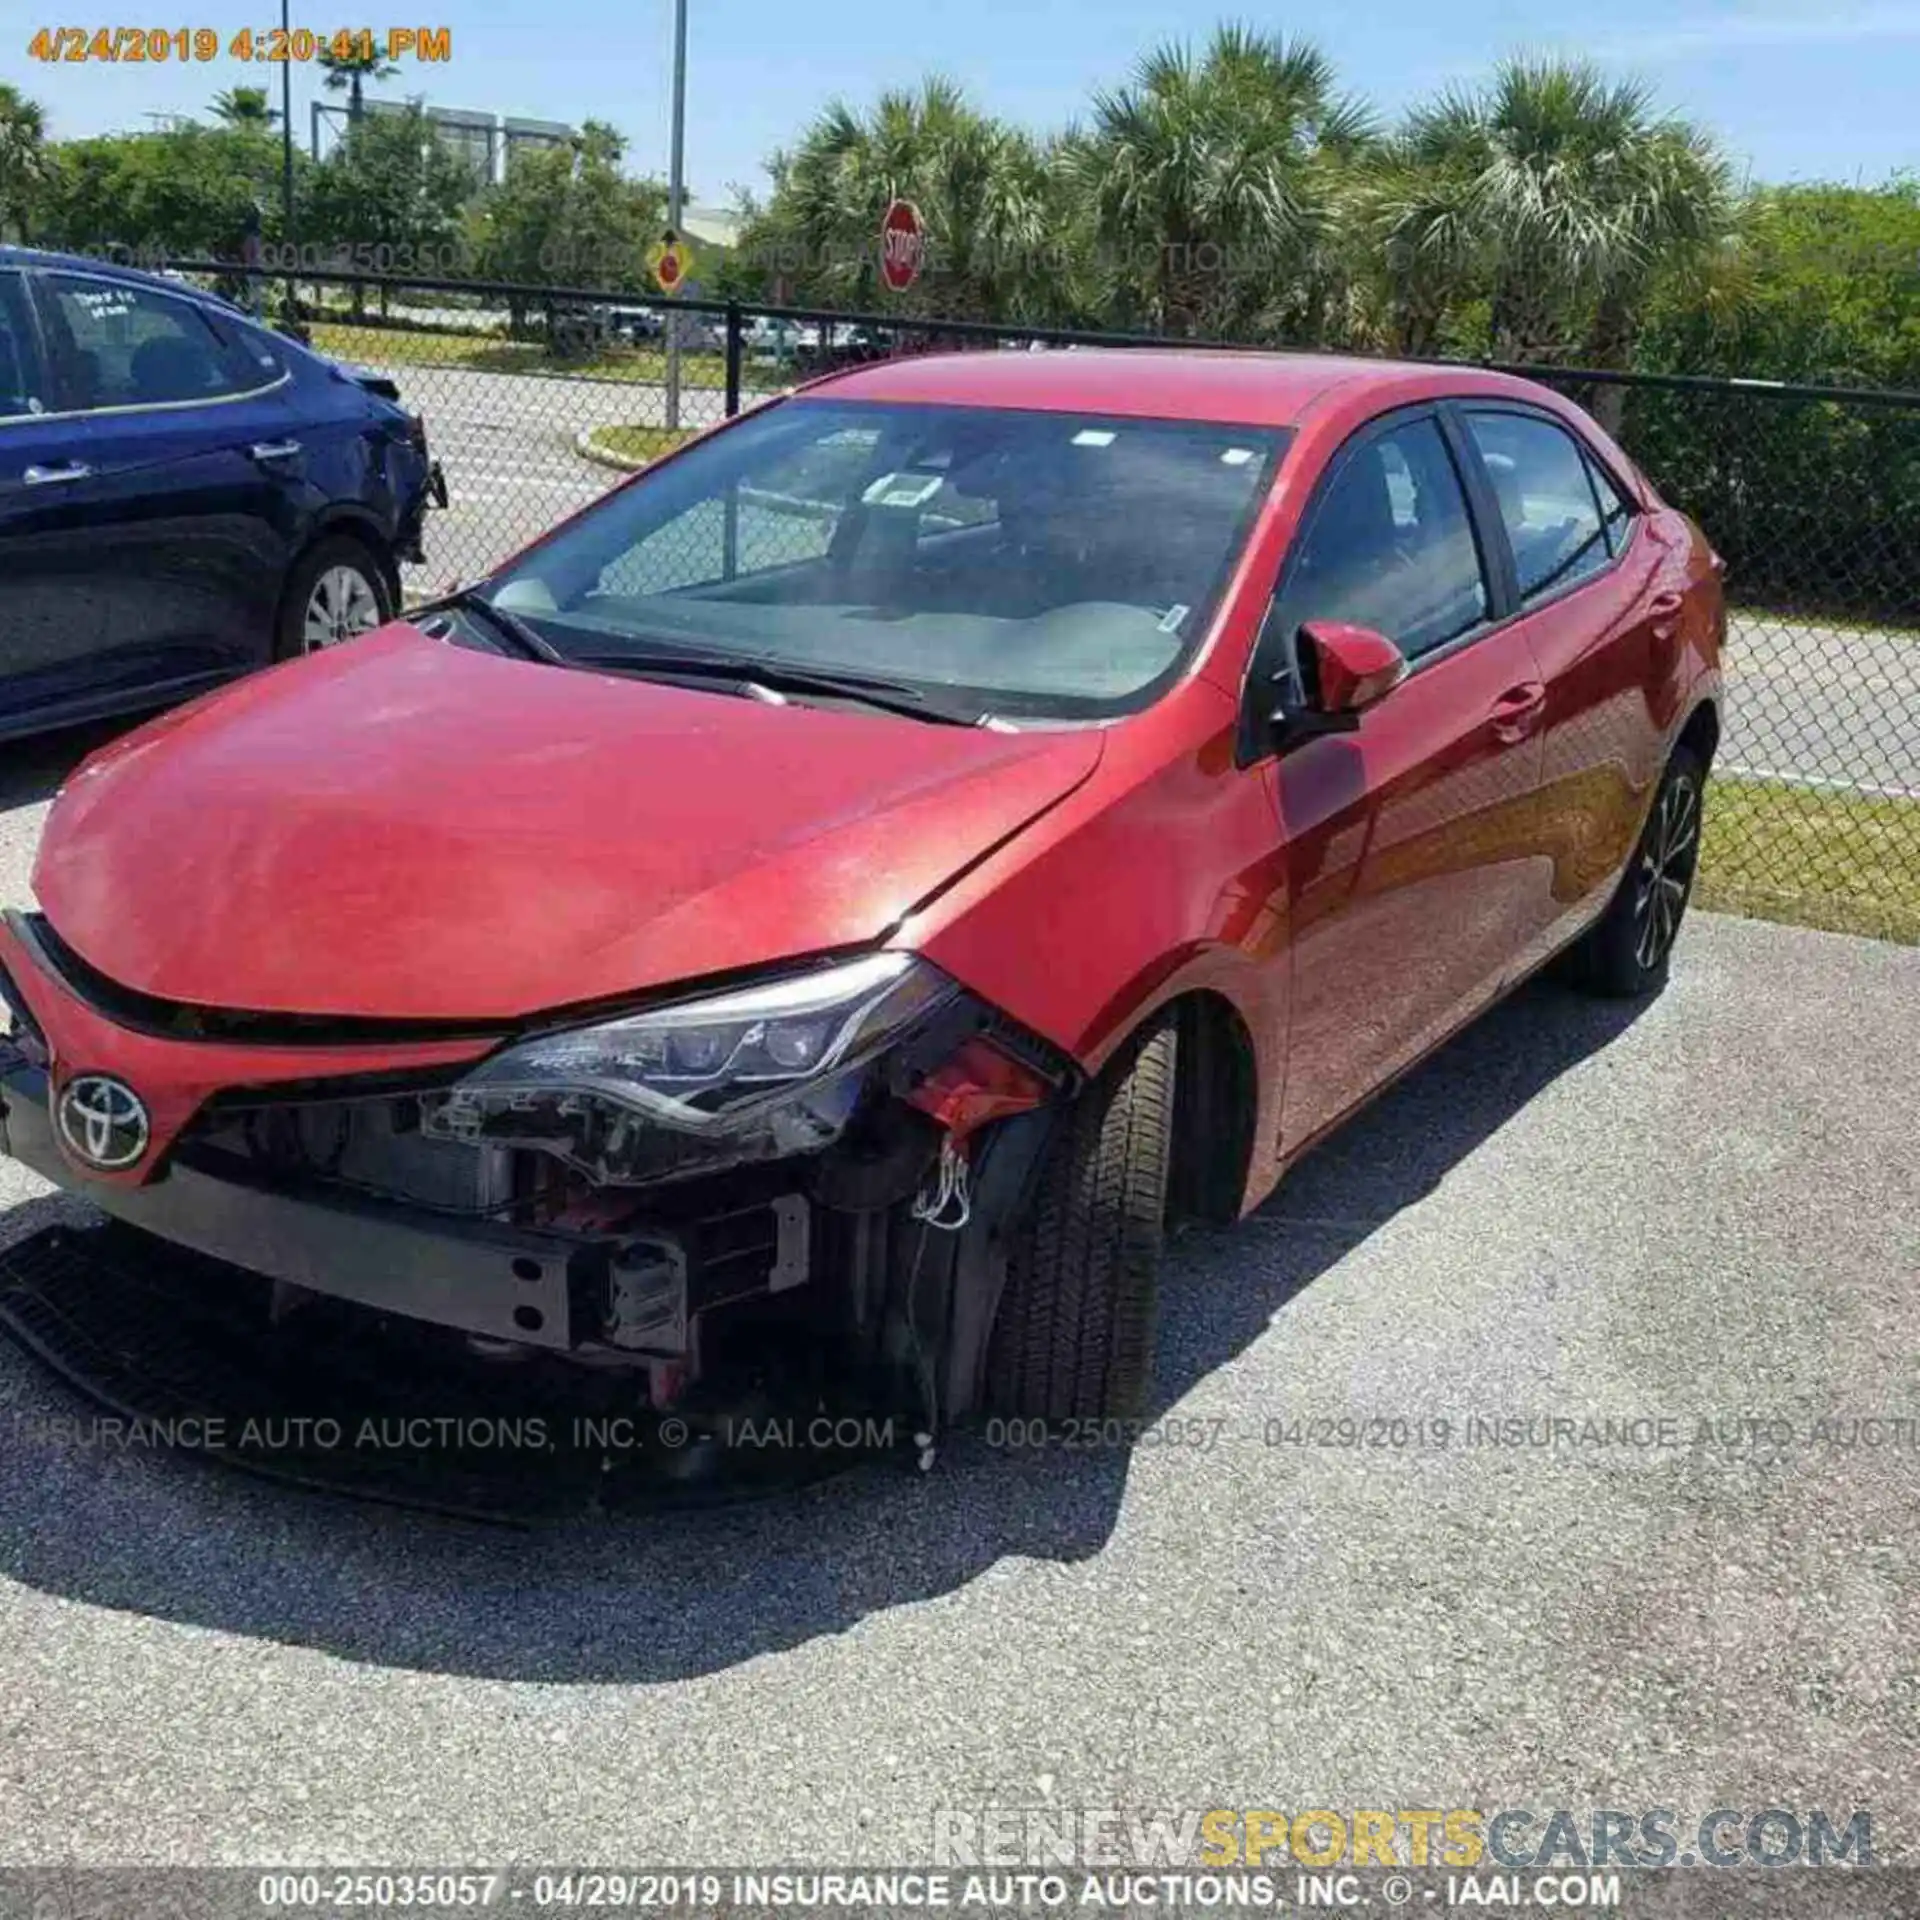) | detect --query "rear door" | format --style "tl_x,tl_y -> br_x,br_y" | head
6,269 -> 302,712
1259,407 -> 1556,1153
1452,405 -> 1676,978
